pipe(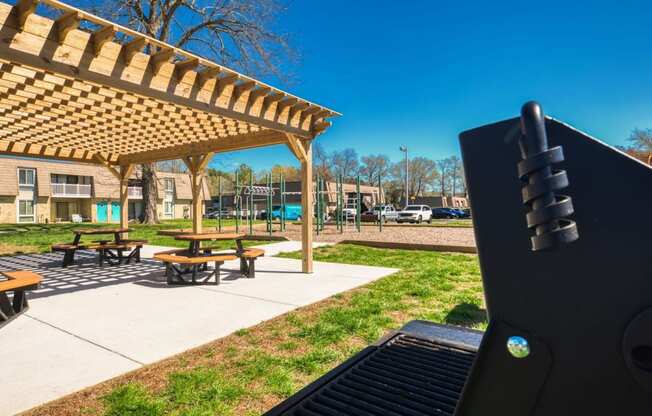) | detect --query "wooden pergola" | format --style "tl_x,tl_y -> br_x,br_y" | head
0,0 -> 339,272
